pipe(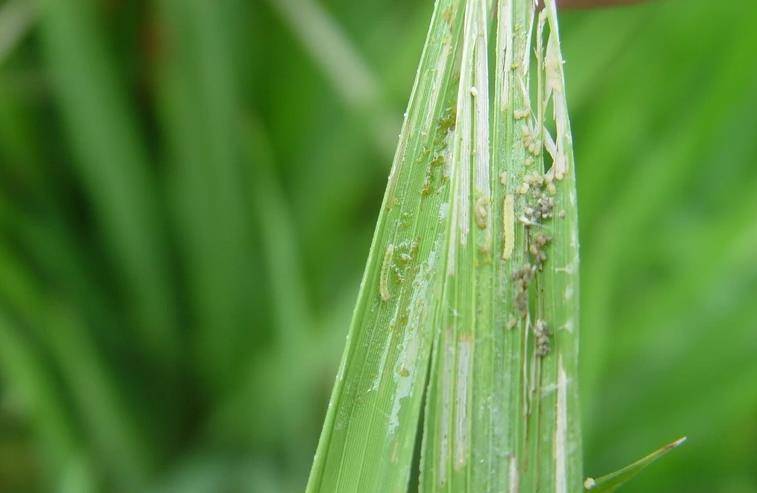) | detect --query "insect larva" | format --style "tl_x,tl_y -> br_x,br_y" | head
514,109 -> 529,120
380,243 -> 394,301
502,194 -> 515,260
533,319 -> 551,358
475,196 -> 489,229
